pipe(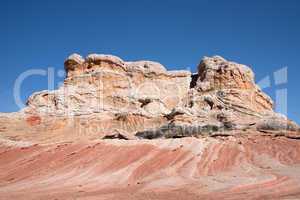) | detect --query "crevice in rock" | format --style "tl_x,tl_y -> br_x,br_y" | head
204,96 -> 214,110
102,133 -> 128,140
190,73 -> 198,88
164,109 -> 185,120
138,98 -> 152,108
115,113 -> 128,121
